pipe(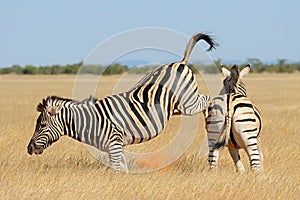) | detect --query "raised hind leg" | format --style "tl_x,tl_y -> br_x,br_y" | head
228,148 -> 245,172
181,94 -> 210,115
